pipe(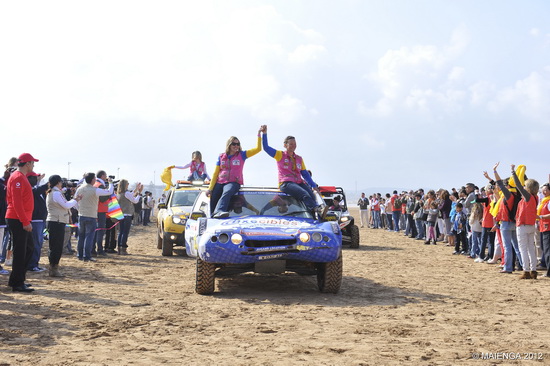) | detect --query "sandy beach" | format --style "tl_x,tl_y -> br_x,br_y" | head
1,207 -> 549,365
